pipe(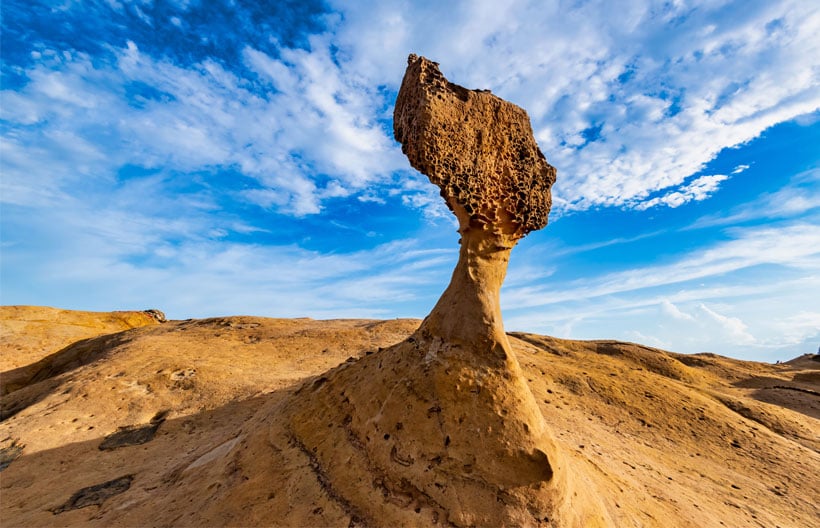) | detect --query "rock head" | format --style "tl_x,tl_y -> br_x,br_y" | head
279,55 -> 609,526
394,53 -> 556,240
